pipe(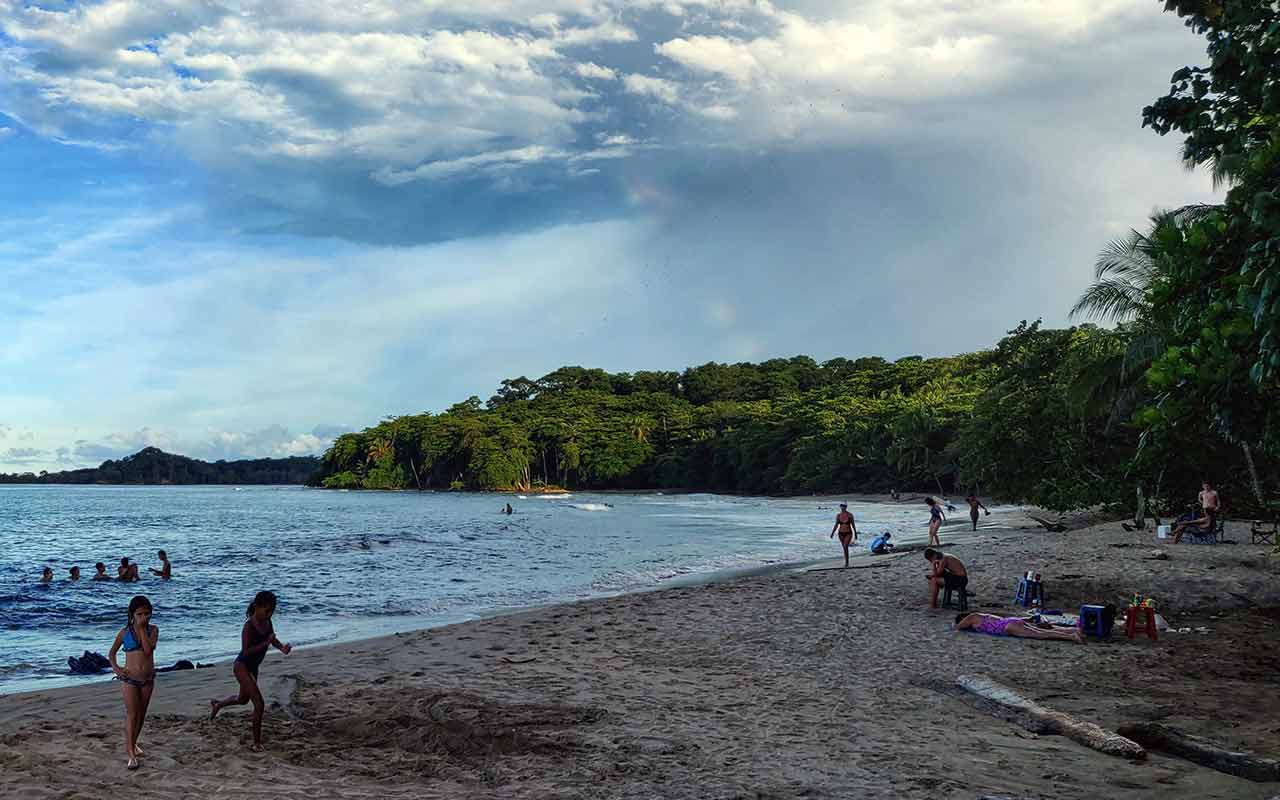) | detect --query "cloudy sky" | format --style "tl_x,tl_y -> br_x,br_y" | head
0,0 -> 1219,472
